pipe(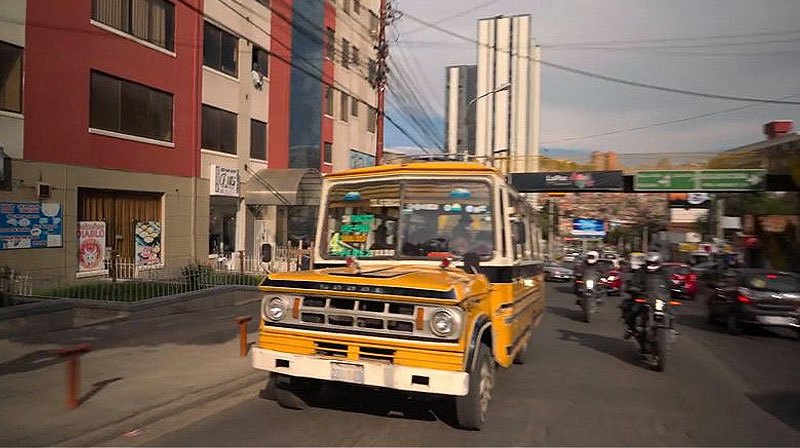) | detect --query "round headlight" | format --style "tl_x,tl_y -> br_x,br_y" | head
430,309 -> 455,337
264,296 -> 287,321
